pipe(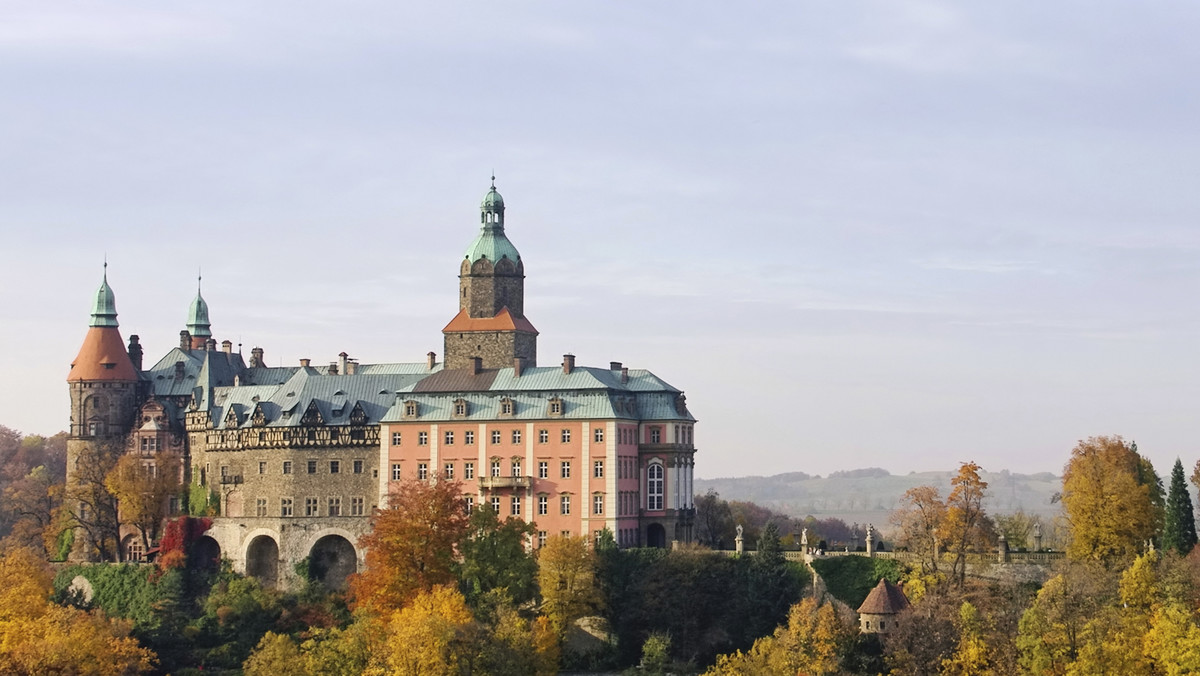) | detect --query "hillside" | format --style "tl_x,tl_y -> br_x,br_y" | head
695,468 -> 1061,530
